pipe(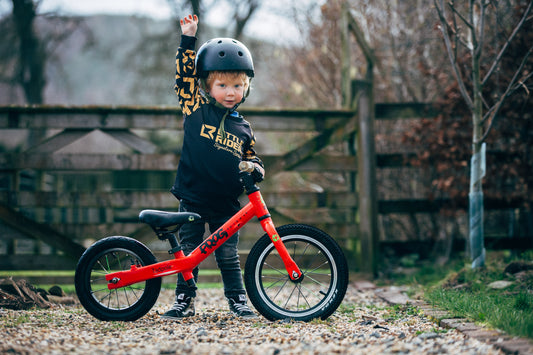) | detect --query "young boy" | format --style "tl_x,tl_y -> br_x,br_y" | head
162,14 -> 264,320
